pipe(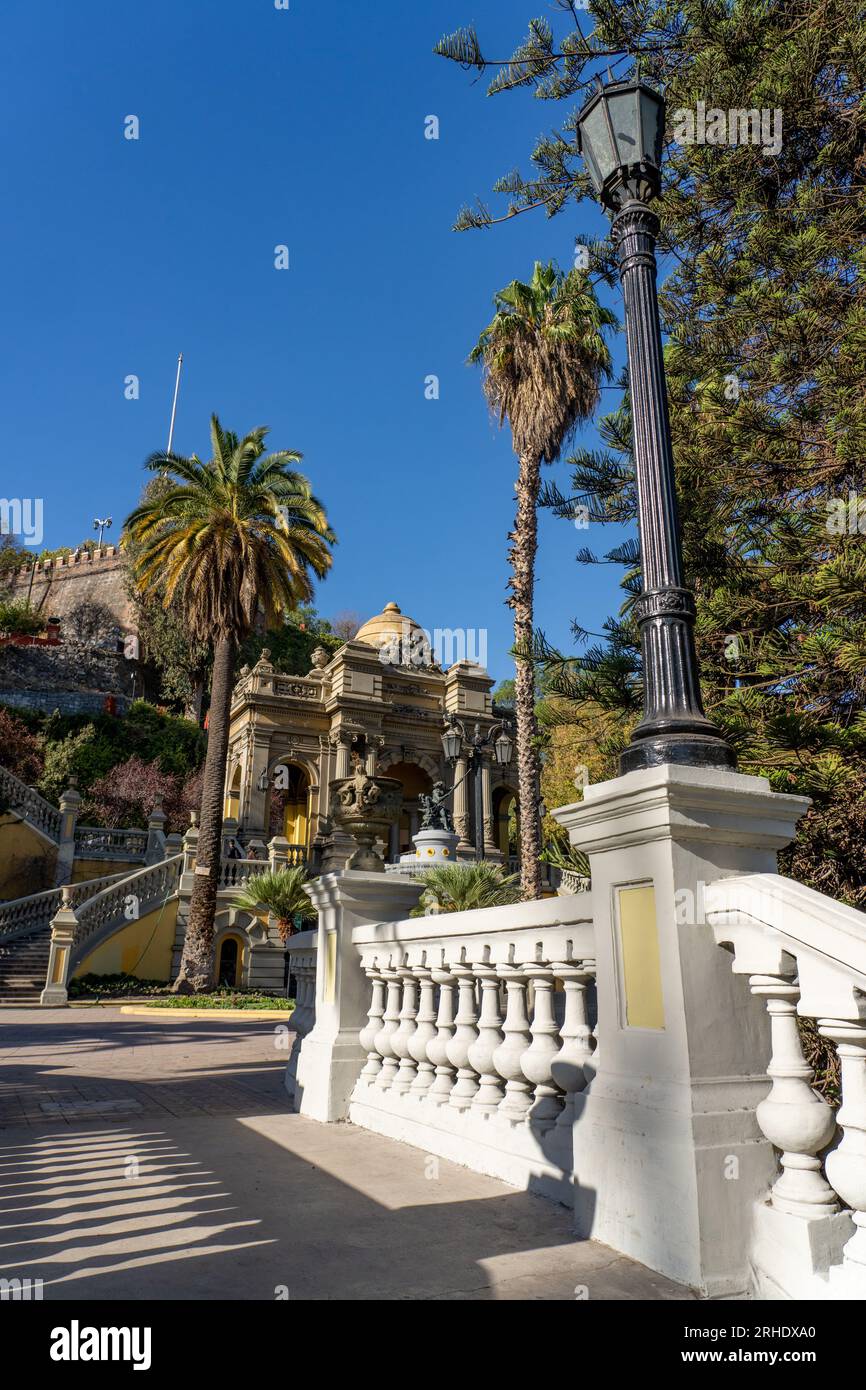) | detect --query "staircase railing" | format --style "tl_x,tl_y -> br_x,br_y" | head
0,765 -> 62,841
0,869 -> 131,944
74,825 -> 149,859
705,872 -> 866,1299
71,854 -> 183,967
